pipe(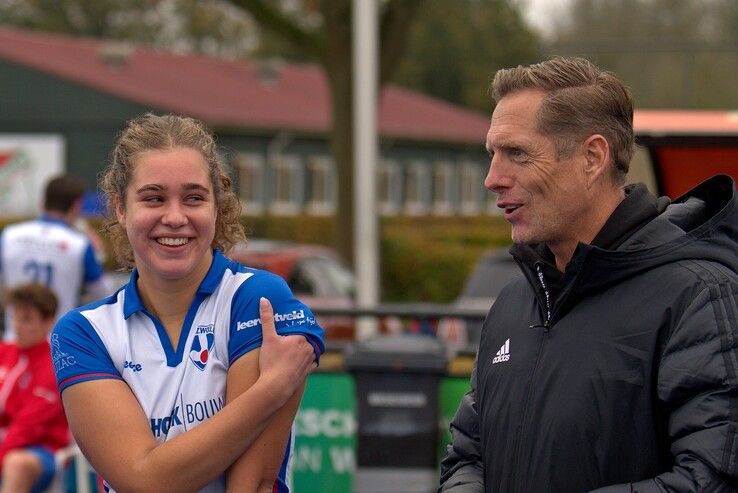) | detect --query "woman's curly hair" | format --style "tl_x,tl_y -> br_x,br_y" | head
100,113 -> 245,268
